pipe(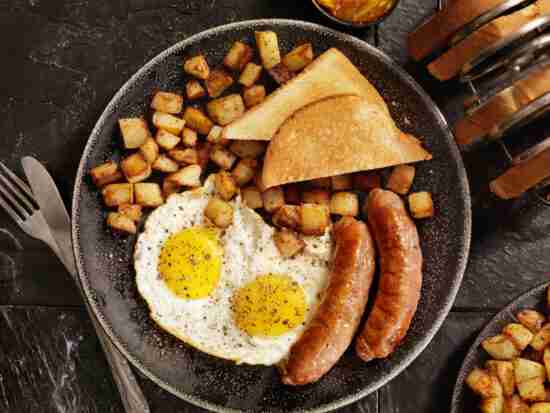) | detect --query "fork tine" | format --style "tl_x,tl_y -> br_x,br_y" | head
0,183 -> 30,219
0,170 -> 35,213
0,161 -> 37,209
0,192 -> 25,225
